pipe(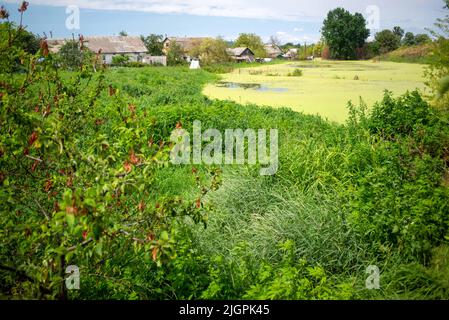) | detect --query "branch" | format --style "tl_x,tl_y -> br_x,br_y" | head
119,229 -> 146,243
34,199 -> 50,220
67,238 -> 94,252
25,155 -> 43,162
